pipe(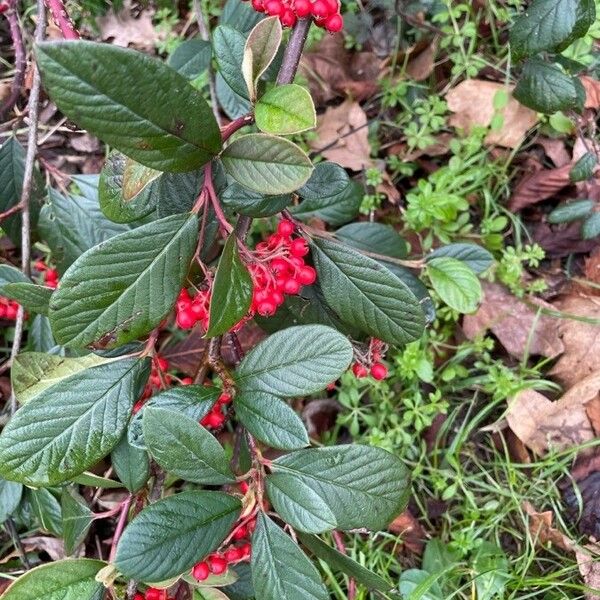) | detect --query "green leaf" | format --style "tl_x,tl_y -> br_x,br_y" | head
255,84 -> 316,135
427,257 -> 481,313
38,188 -> 130,274
143,407 -> 235,484
298,533 -> 401,598
582,212 -> 600,239
115,491 -> 241,581
1,283 -> 52,315
99,151 -> 160,223
221,0 -> 262,32
509,0 -> 596,61
235,324 -> 353,397
428,243 -> 493,274
0,358 -> 148,486
207,234 -> 253,337
49,213 -> 198,348
310,237 -> 426,346
251,513 -> 328,600
0,558 -> 106,600
472,542 -> 509,600
548,199 -> 595,223
570,151 -> 597,182
336,222 -> 408,260
72,472 -> 124,489
216,72 -> 253,119
28,315 -> 56,352
514,60 -> 583,114
35,41 -> 222,172
0,264 -> 29,287
61,488 -> 93,555
221,134 -> 313,195
242,17 -> 282,101
111,434 -> 150,492
213,26 -> 250,100
422,538 -> 459,578
234,391 -> 309,450
28,488 -> 63,535
151,169 -> 205,218
272,445 -> 411,530
221,183 -> 290,217
398,569 -> 444,600
168,38 -> 212,79
11,352 -> 110,405
0,478 -> 23,522
266,473 -> 336,533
